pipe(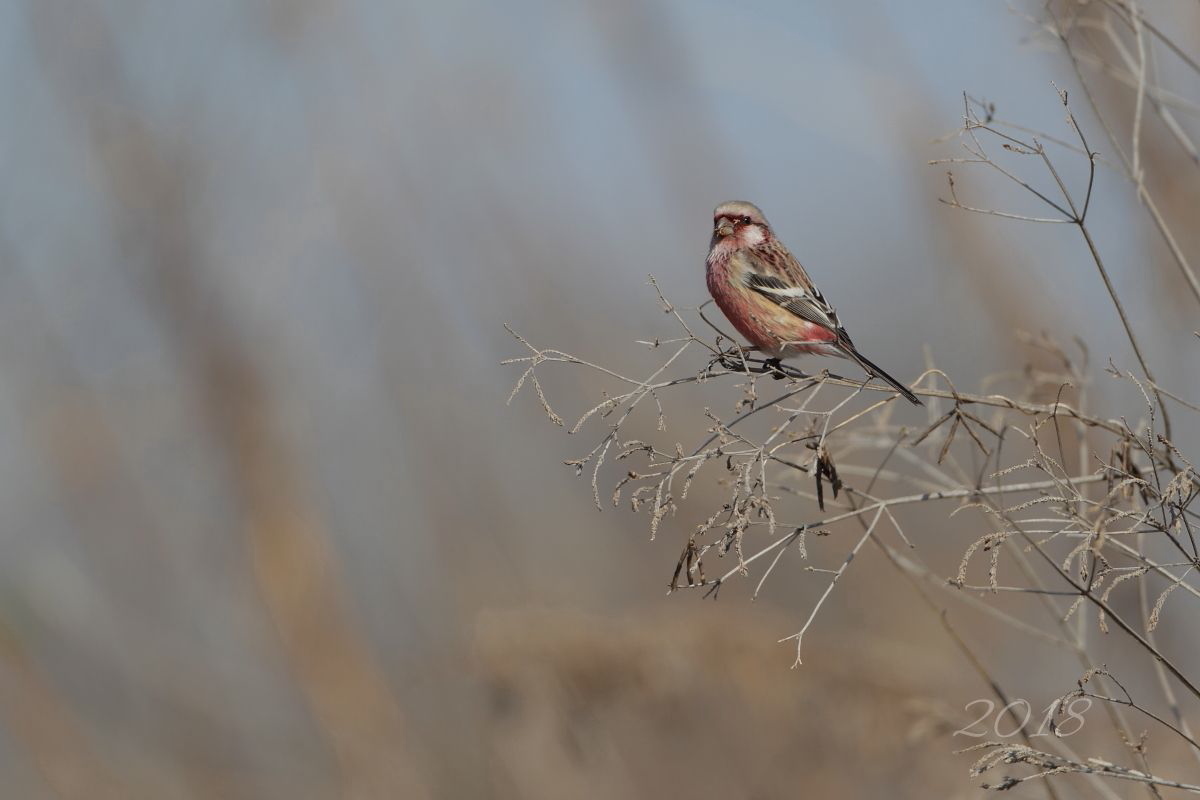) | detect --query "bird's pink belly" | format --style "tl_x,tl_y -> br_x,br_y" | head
709,281 -> 836,357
